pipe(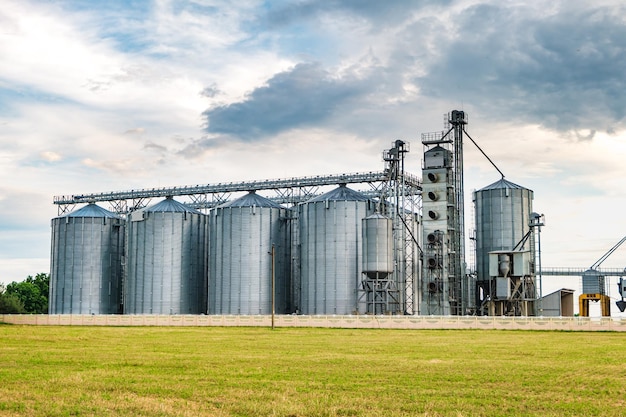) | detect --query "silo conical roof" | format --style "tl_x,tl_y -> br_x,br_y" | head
220,191 -> 284,208
478,178 -> 527,191
308,184 -> 369,202
61,203 -> 120,218
364,212 -> 390,220
143,196 -> 202,214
